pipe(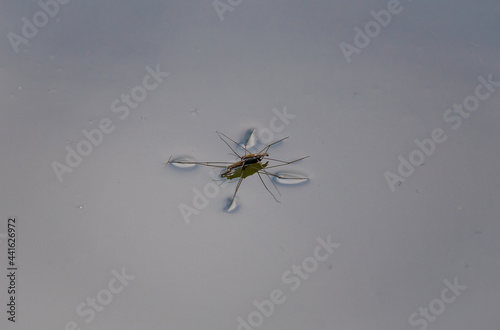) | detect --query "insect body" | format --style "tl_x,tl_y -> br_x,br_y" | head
220,152 -> 268,179
167,130 -> 308,210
